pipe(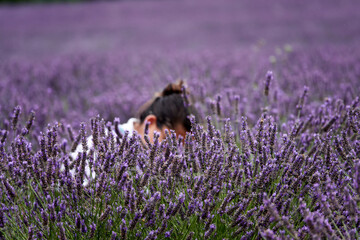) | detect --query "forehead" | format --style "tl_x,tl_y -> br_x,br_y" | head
174,123 -> 188,137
